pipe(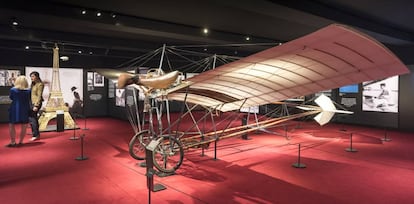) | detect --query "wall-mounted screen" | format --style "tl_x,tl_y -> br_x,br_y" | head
362,76 -> 399,113
339,84 -> 359,93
